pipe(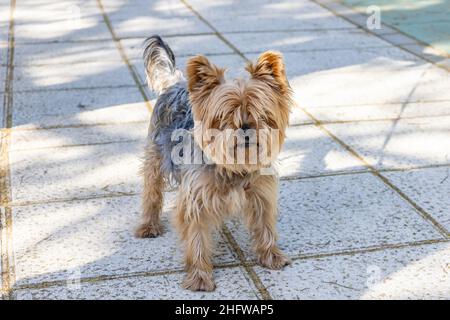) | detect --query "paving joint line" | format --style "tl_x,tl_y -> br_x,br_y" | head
8,84 -> 140,95
221,225 -> 272,300
3,104 -> 450,134
11,237 -> 449,294
3,102 -> 450,134
96,0 -> 152,112
8,43 -> 417,68
180,0 -> 250,63
5,119 -> 150,133
5,160 -> 450,208
1,0 -> 16,301
9,138 -> 142,153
